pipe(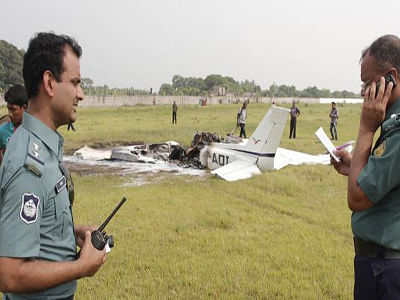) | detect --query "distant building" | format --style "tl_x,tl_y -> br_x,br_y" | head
211,86 -> 226,96
243,92 -> 256,97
